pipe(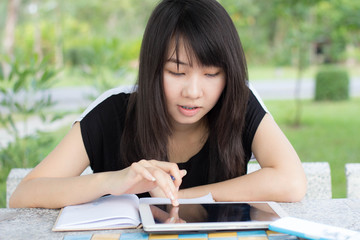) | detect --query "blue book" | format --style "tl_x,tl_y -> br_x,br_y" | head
269,217 -> 360,240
